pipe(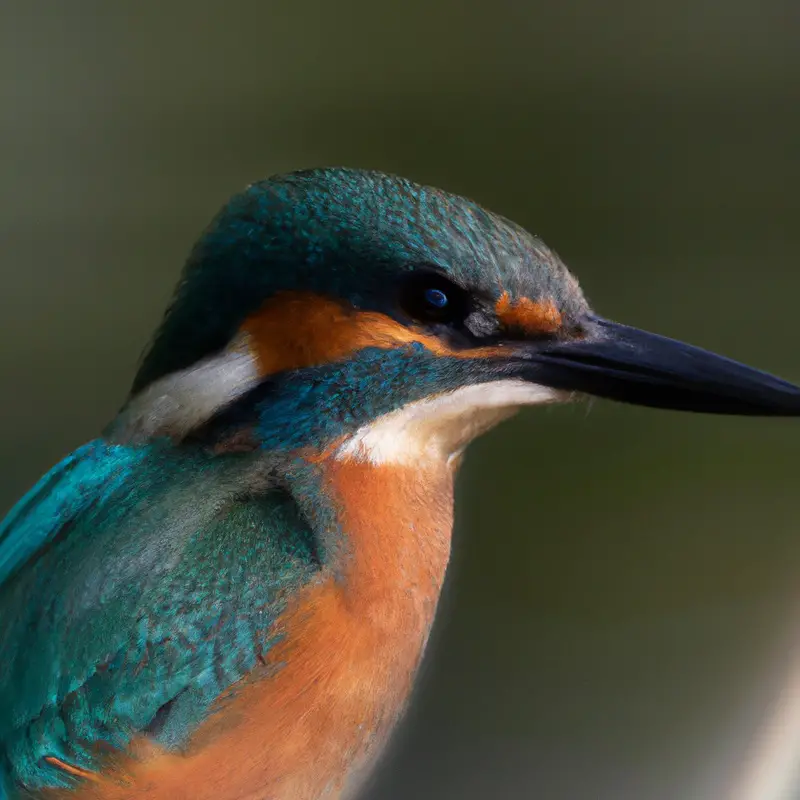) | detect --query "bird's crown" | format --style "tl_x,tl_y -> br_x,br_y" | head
135,167 -> 587,390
